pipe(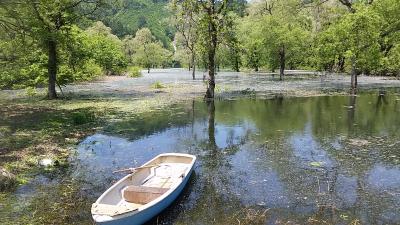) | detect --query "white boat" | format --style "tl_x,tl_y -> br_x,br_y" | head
91,153 -> 196,225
